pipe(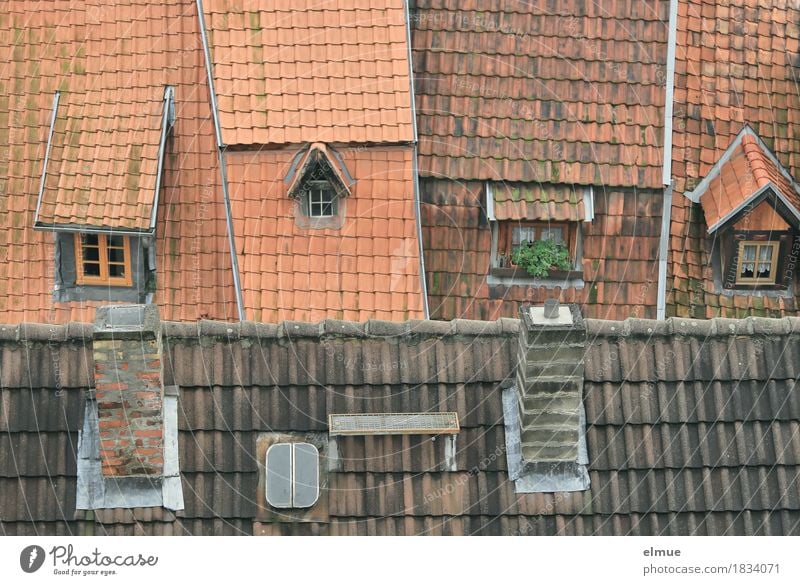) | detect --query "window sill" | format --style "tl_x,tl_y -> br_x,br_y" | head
487,267 -> 584,289
490,267 -> 583,280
